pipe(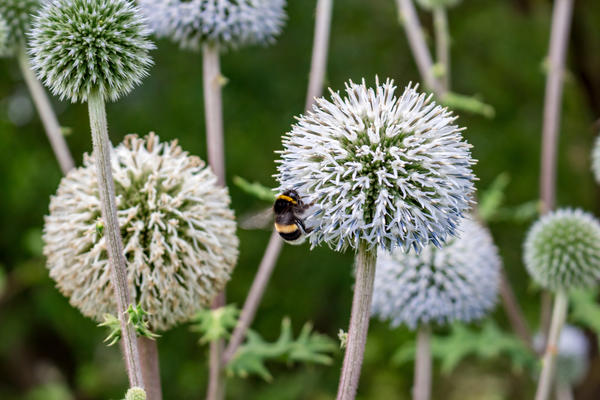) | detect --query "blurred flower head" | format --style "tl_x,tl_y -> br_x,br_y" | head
371,217 -> 500,329
43,133 -> 239,331
139,0 -> 287,51
592,134 -> 600,184
0,0 -> 39,57
524,208 -> 600,291
29,0 -> 154,103
276,78 -> 475,252
0,16 -> 11,58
